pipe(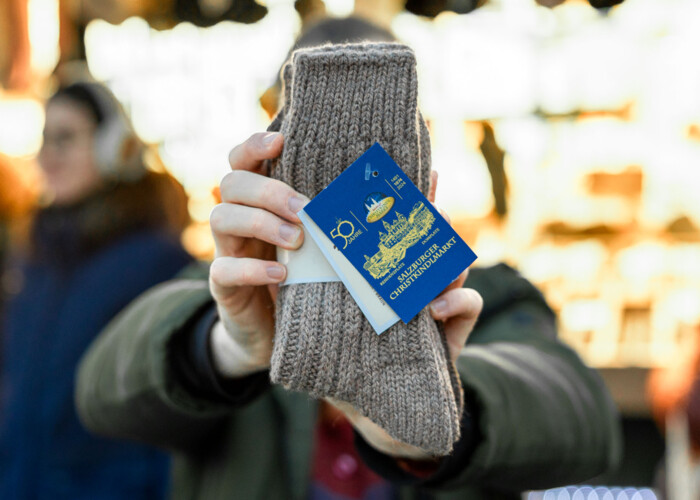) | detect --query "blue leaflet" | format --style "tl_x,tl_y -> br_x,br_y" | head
303,142 -> 478,324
